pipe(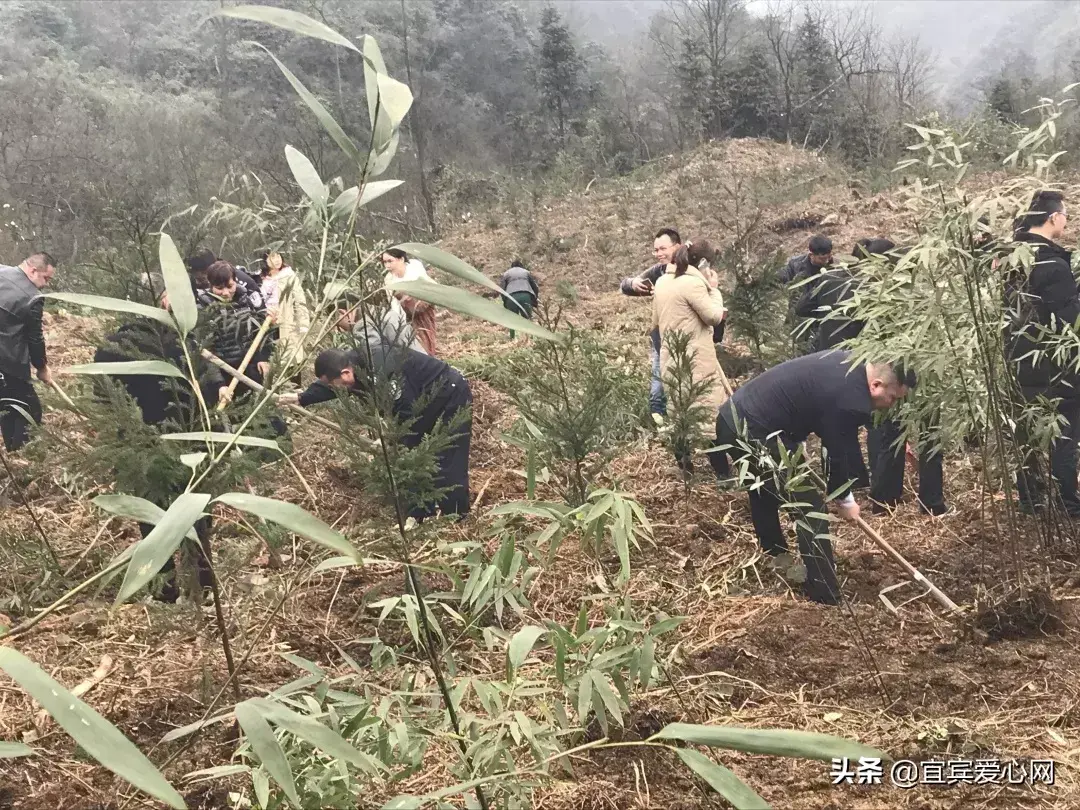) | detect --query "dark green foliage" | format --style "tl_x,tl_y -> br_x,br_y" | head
537,6 -> 585,142
722,248 -> 790,365
504,305 -> 643,506
658,330 -> 717,489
